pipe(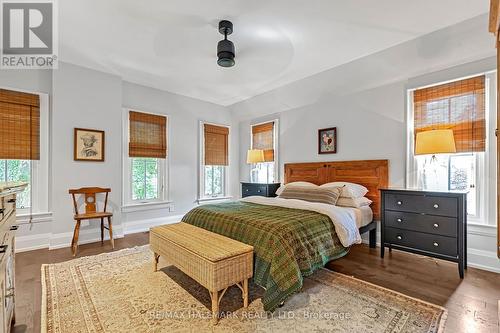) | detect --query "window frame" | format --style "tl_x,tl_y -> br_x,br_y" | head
198,121 -> 230,201
0,87 -> 49,216
406,72 -> 495,225
250,119 -> 279,183
122,108 -> 169,206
